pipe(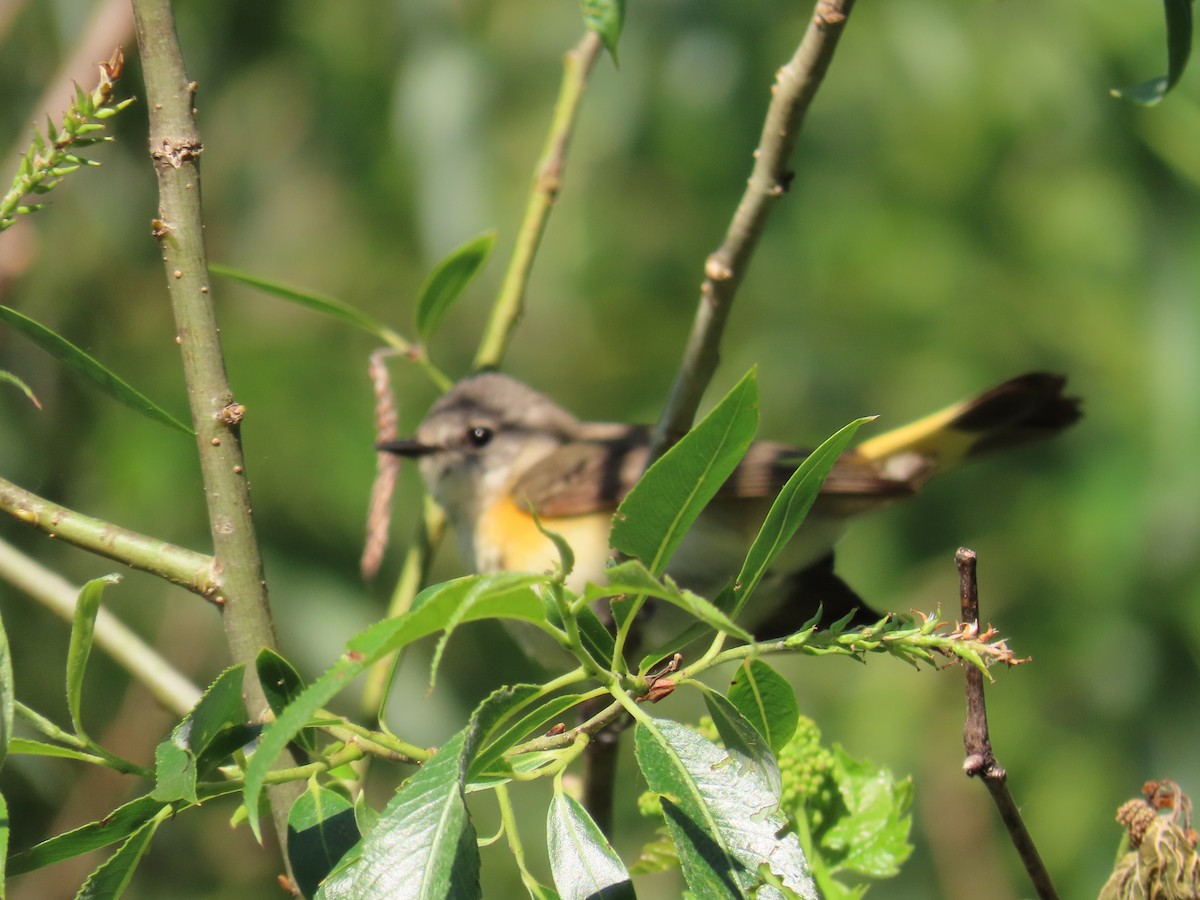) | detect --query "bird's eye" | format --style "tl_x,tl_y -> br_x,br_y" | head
466,426 -> 493,448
